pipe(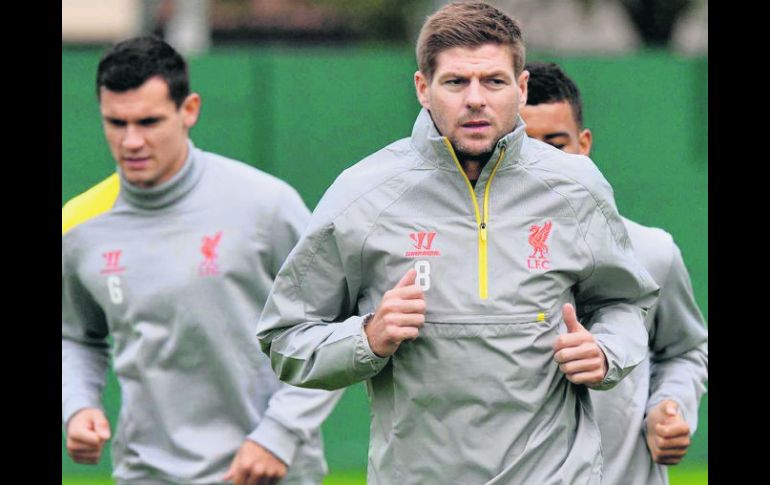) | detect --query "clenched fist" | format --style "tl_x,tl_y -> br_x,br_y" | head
365,269 -> 426,357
